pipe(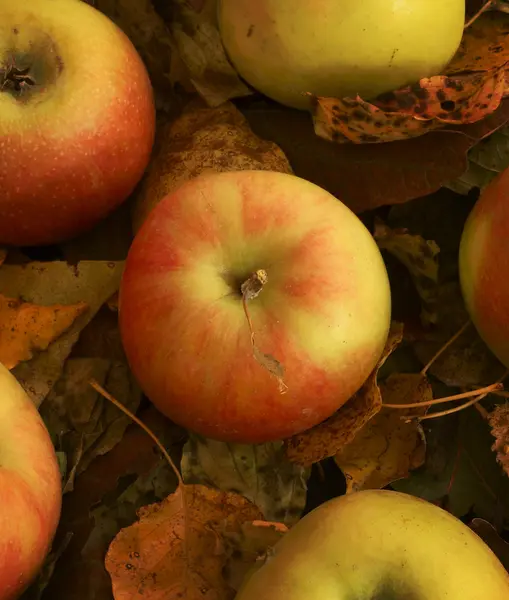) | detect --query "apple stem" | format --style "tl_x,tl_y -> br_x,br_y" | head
383,381 -> 503,410
420,320 -> 471,377
89,378 -> 184,487
464,0 -> 493,29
